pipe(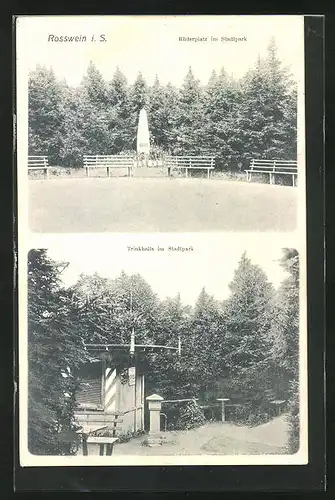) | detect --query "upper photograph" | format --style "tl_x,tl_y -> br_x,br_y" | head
17,15 -> 305,233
